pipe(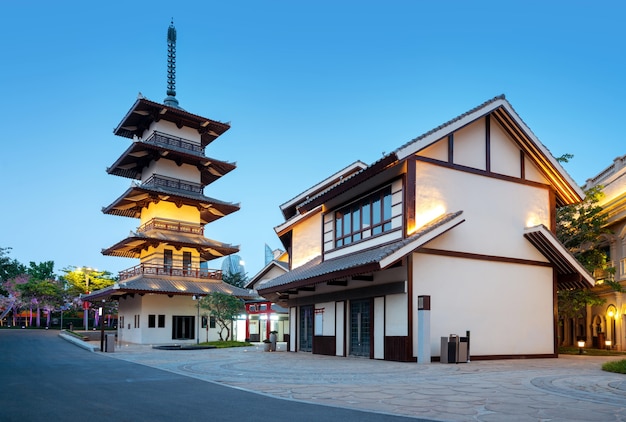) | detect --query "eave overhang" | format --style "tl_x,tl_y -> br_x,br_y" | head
259,211 -> 464,296
107,142 -> 235,187
524,225 -> 595,290
83,277 -> 257,301
101,231 -> 239,261
102,185 -> 239,224
297,153 -> 399,214
114,98 -> 230,148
